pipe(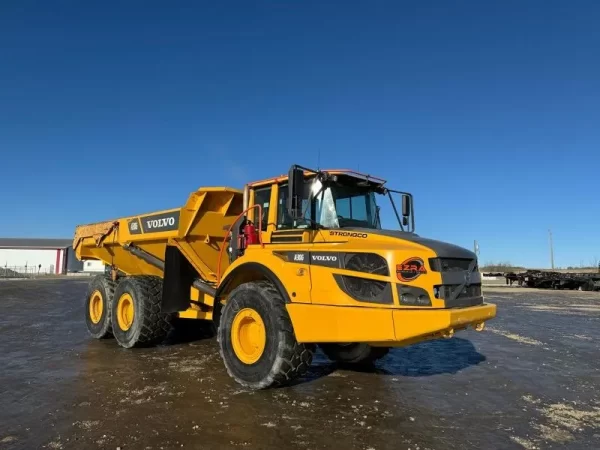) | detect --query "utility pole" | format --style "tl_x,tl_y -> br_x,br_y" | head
548,229 -> 555,269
